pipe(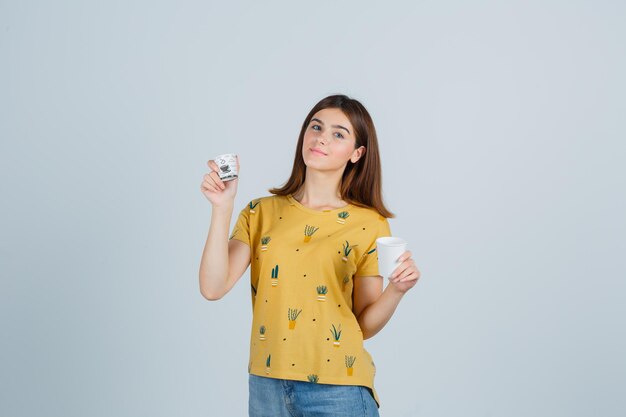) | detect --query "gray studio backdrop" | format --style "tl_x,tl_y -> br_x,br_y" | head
1,1 -> 624,416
